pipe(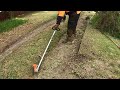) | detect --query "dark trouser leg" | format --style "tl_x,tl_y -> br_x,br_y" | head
67,13 -> 80,40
